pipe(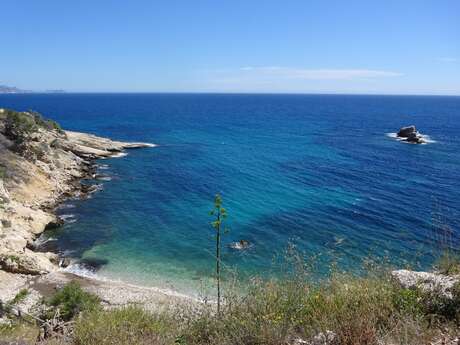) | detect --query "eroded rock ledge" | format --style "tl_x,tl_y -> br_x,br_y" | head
0,108 -> 154,275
